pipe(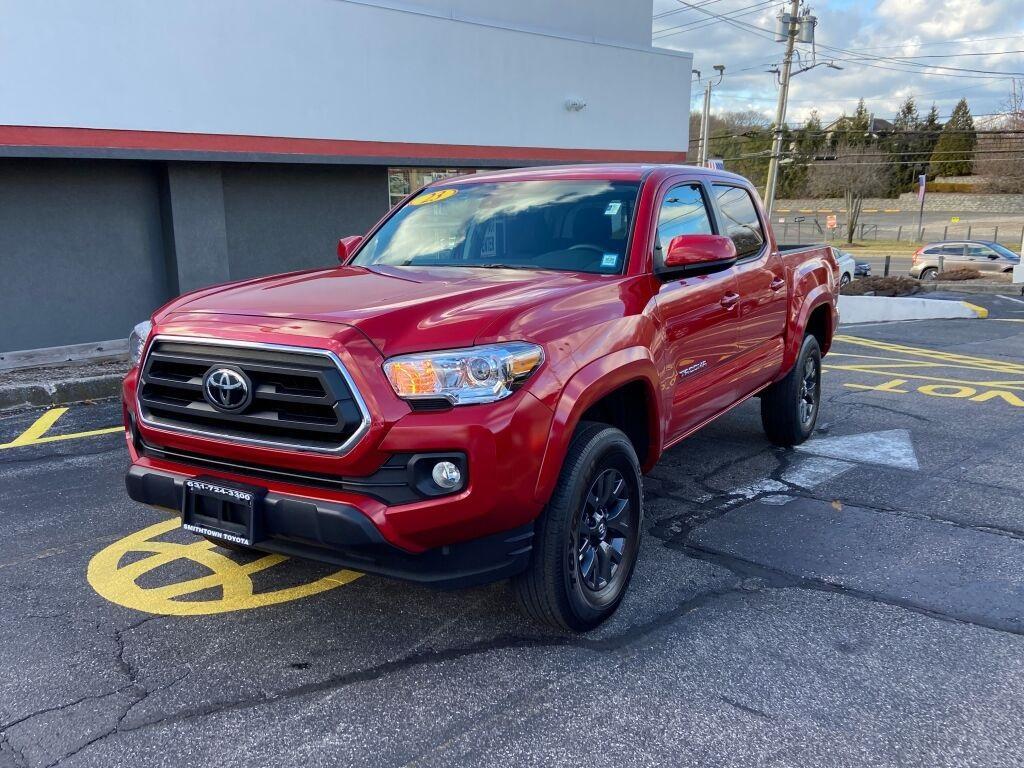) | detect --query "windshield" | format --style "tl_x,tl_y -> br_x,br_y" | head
352,180 -> 641,274
990,243 -> 1021,260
